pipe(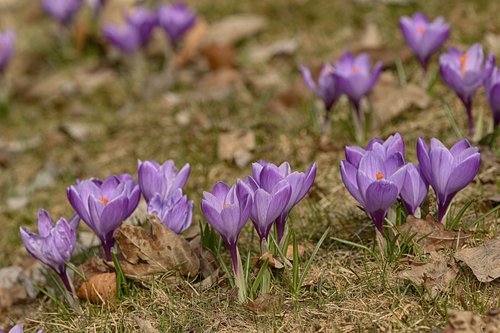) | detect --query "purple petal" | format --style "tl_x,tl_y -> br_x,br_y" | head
37,209 -> 54,238
446,152 -> 480,195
